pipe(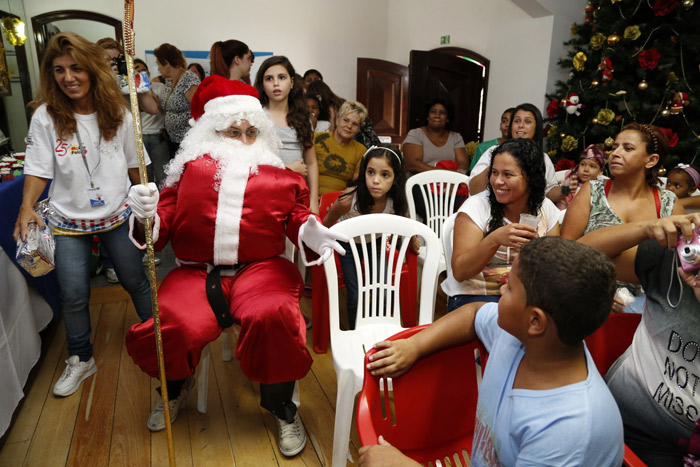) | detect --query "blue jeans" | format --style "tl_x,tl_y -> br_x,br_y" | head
54,221 -> 152,360
447,294 -> 499,313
